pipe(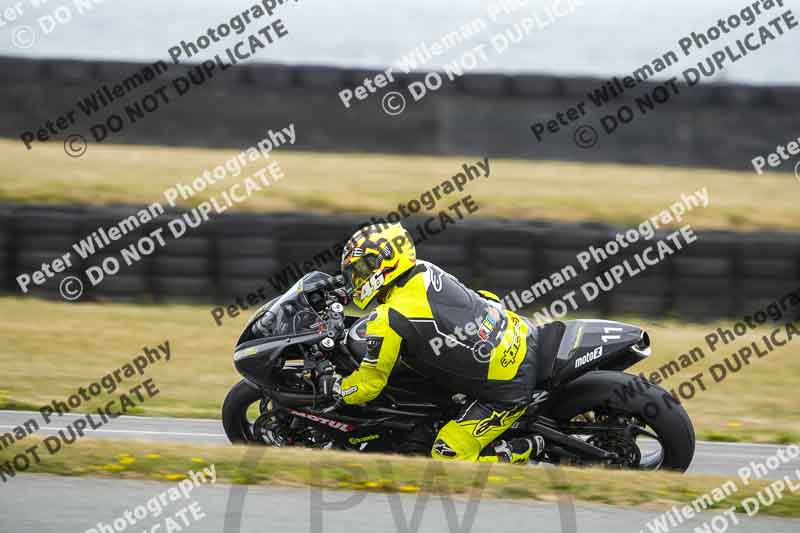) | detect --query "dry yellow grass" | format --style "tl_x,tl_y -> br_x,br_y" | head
0,297 -> 797,443
1,139 -> 797,230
